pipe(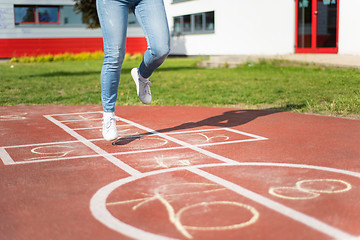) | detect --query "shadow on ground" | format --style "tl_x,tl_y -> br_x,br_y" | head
112,105 -> 304,146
